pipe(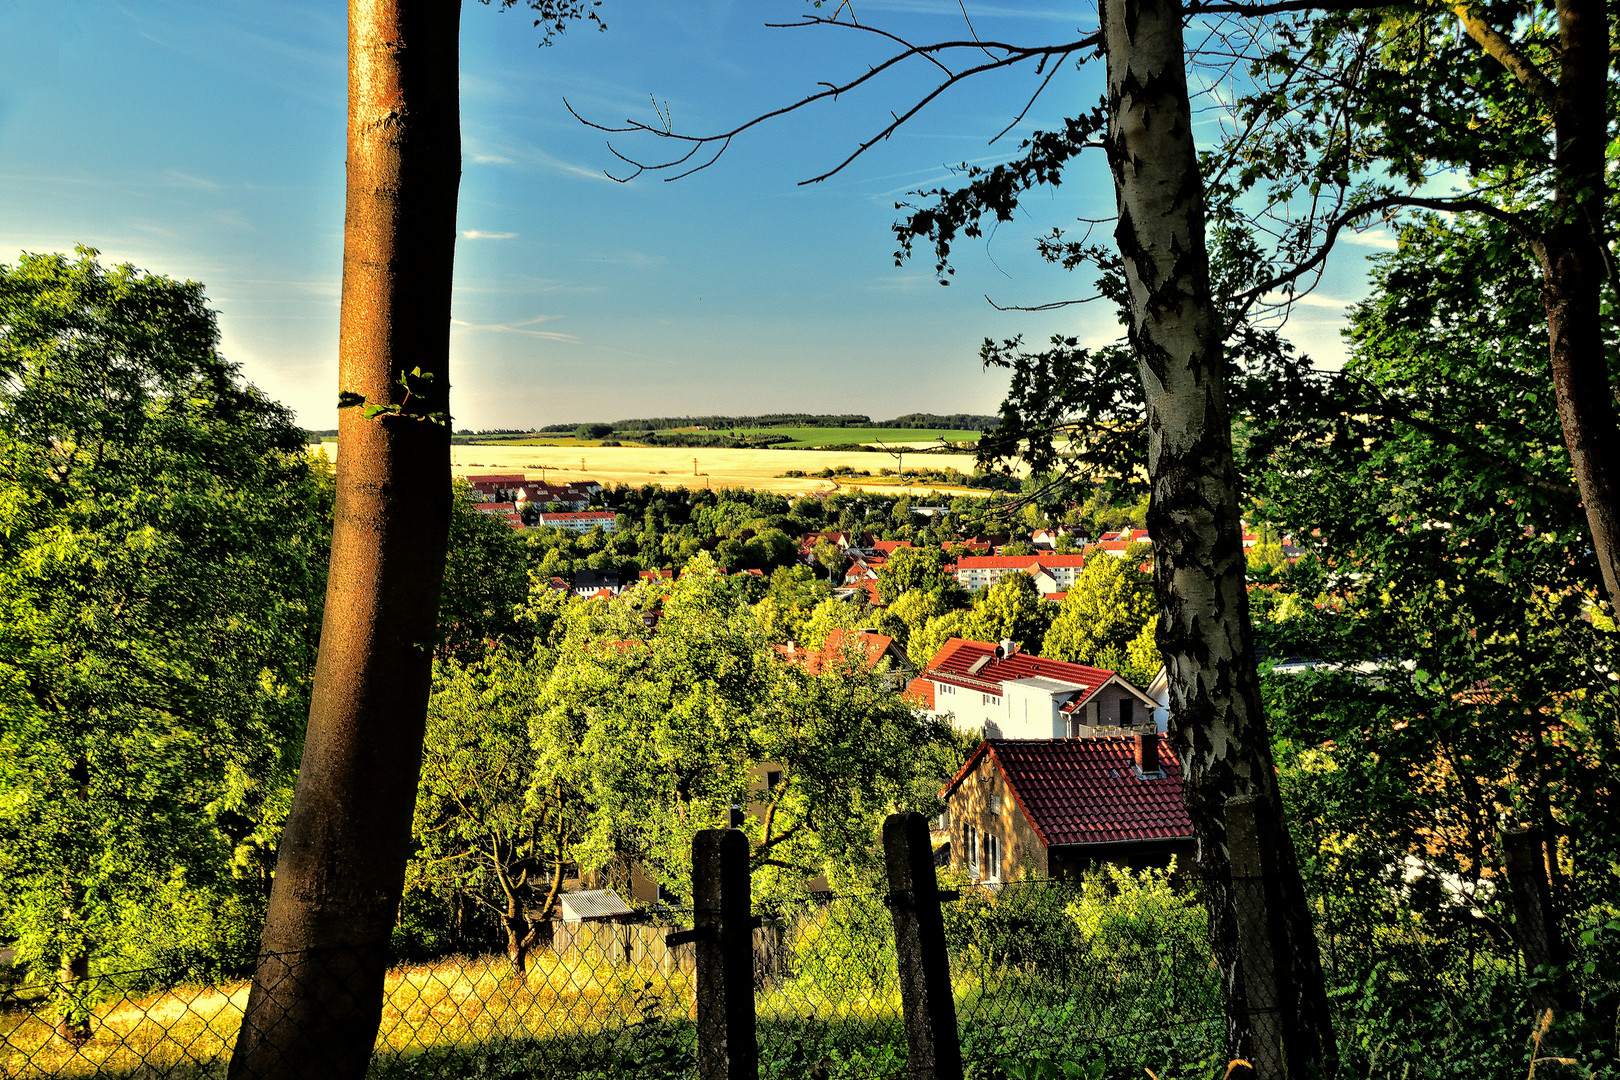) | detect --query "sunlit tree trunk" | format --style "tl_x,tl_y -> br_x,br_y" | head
1100,0 -> 1334,1069
229,2 -> 460,1076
